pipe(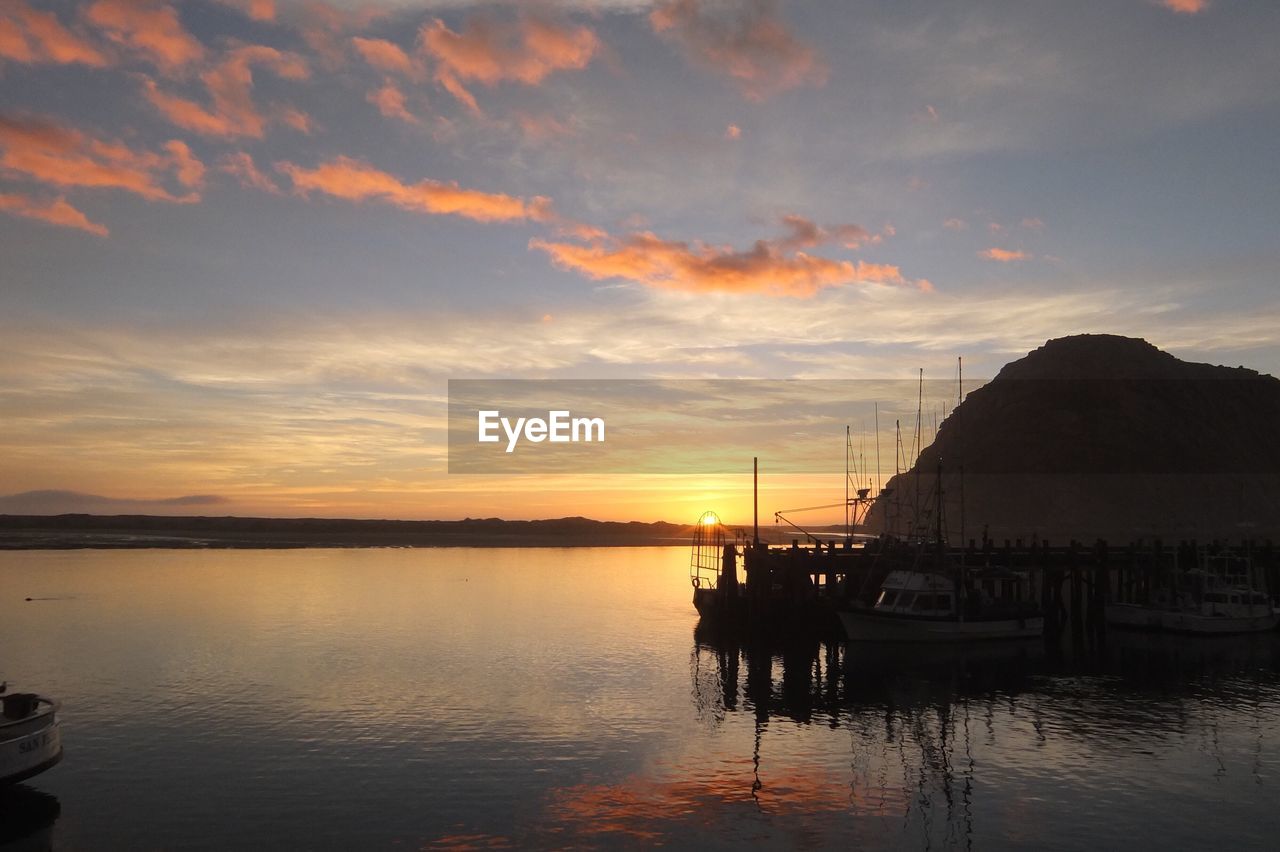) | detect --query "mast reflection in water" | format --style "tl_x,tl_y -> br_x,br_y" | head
691,621 -> 1280,850
4,549 -> 1280,848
